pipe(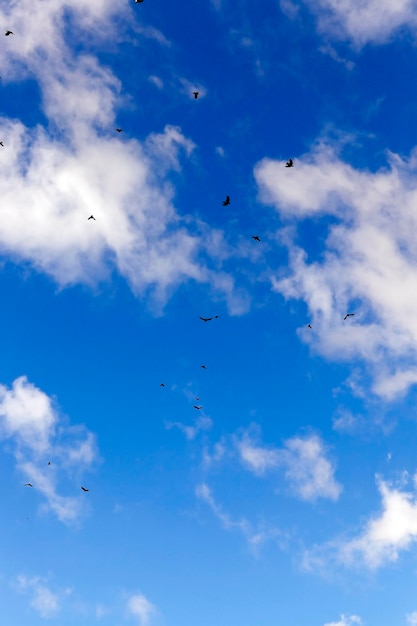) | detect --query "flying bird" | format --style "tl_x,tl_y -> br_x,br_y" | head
214,315 -> 220,319
200,365 -> 207,369
222,195 -> 230,206
343,313 -> 355,320
116,128 -> 122,133
285,159 -> 294,167
48,461 -> 51,465
0,142 -> 4,147
193,91 -> 199,99
193,405 -> 203,410
160,383 -> 165,387
307,324 -> 312,329
88,215 -> 96,220
200,316 -> 212,322
135,0 -> 144,3
252,235 -> 261,242
24,483 -> 33,487
195,397 -> 200,401
81,486 -> 89,492
5,31 -> 13,36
